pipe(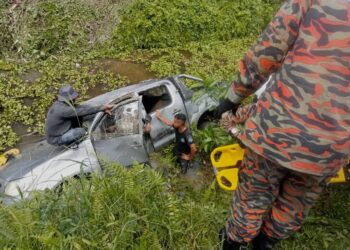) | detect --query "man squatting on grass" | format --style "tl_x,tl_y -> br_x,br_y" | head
155,110 -> 197,174
214,0 -> 350,249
